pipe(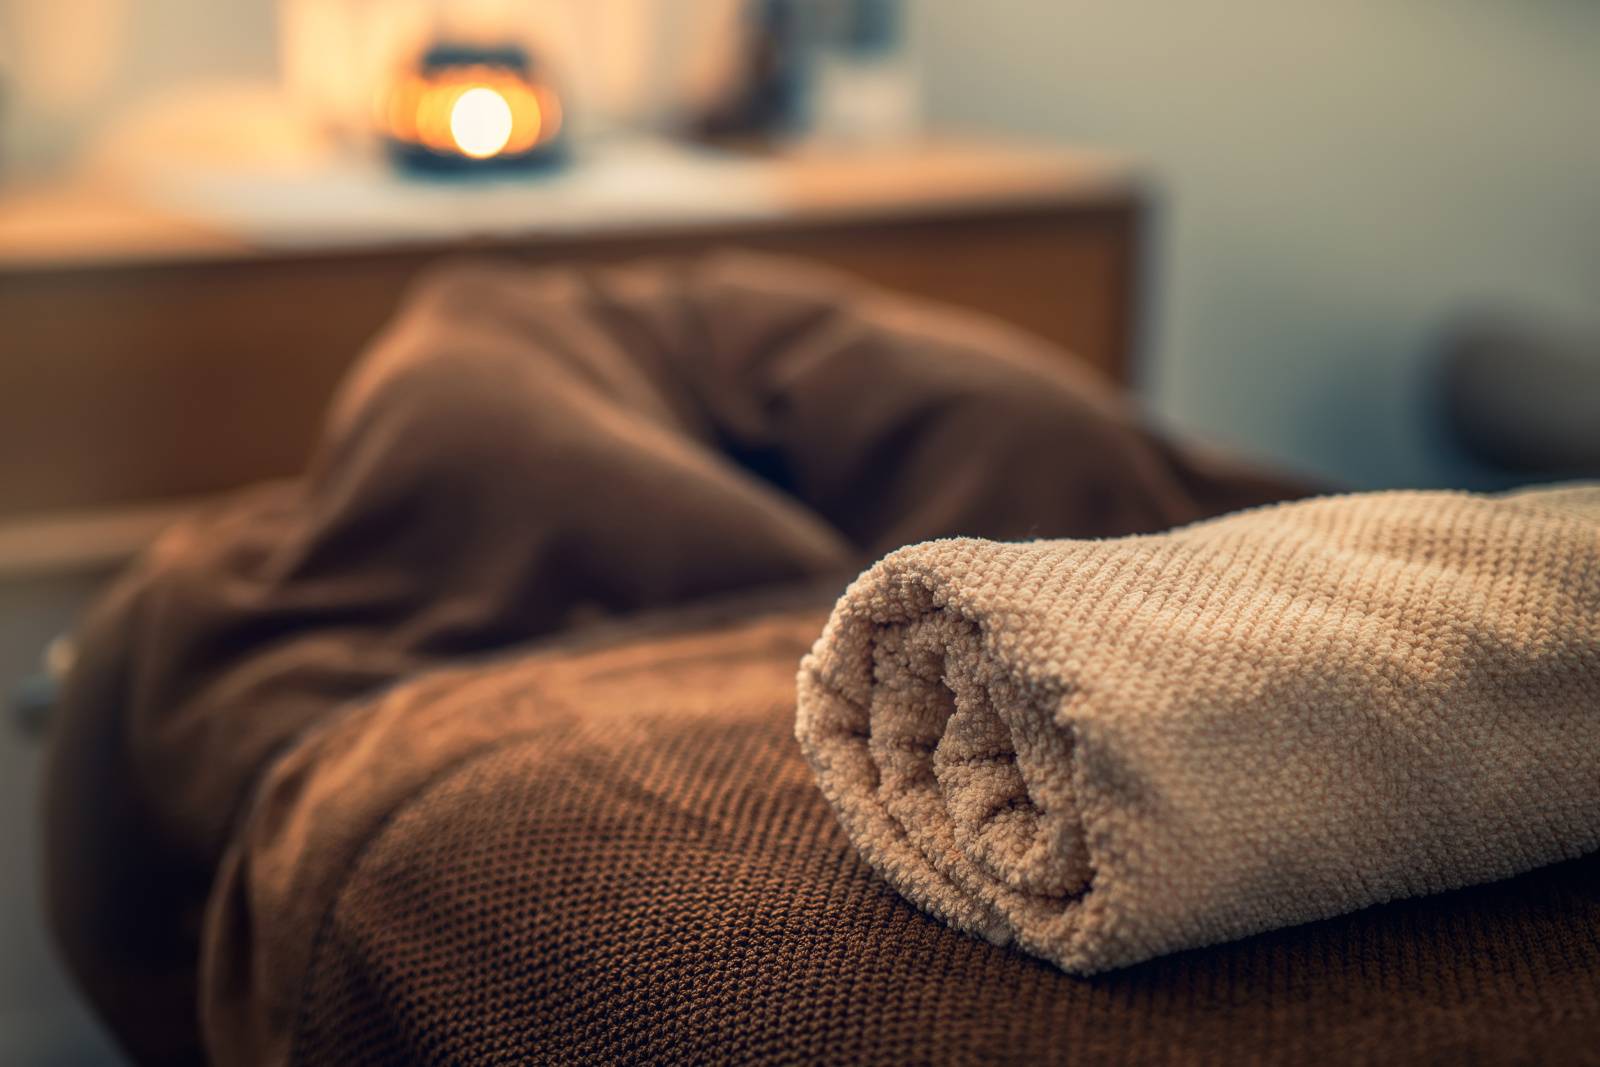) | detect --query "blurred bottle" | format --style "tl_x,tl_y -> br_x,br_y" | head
692,0 -> 812,144
810,0 -> 918,146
